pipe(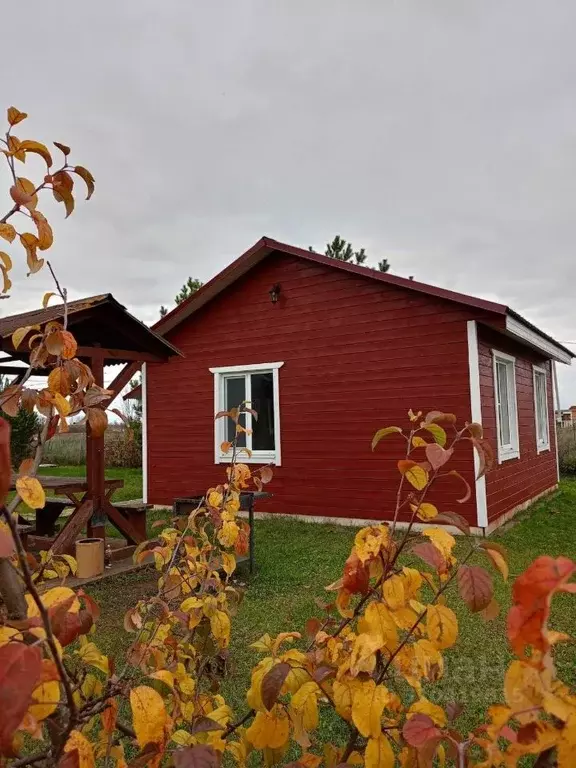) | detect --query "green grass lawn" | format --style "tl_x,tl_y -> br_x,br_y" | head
83,476 -> 576,742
